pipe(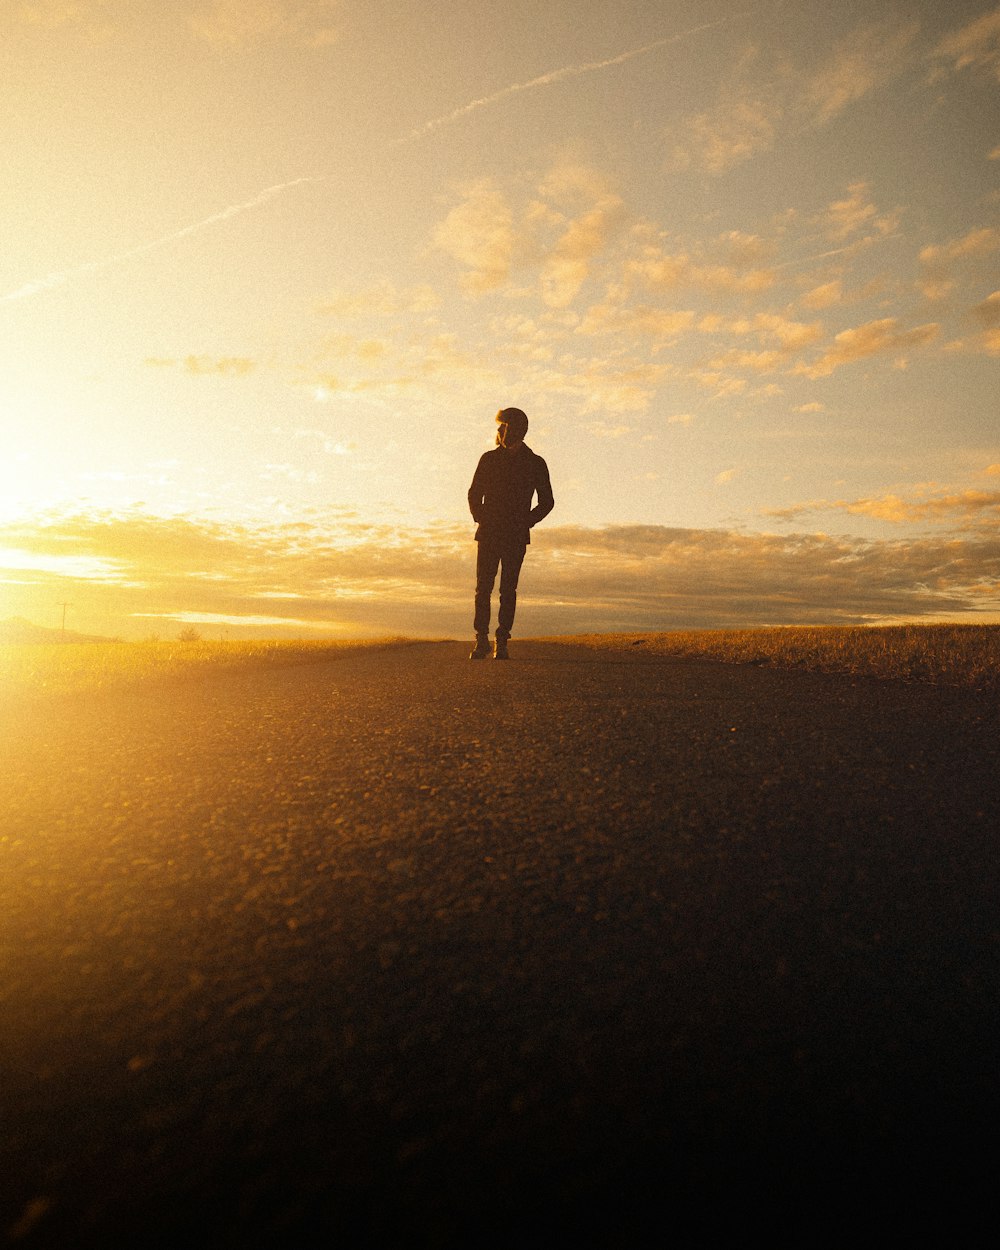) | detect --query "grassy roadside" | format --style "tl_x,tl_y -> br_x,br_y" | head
0,638 -> 416,704
3,625 -> 998,703
540,624 -> 1000,692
